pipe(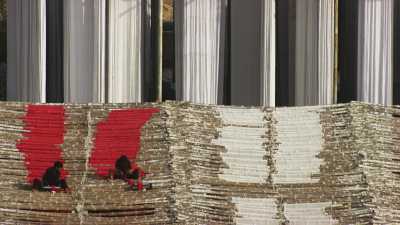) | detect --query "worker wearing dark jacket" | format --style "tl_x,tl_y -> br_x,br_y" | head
33,161 -> 69,192
113,155 -> 151,191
